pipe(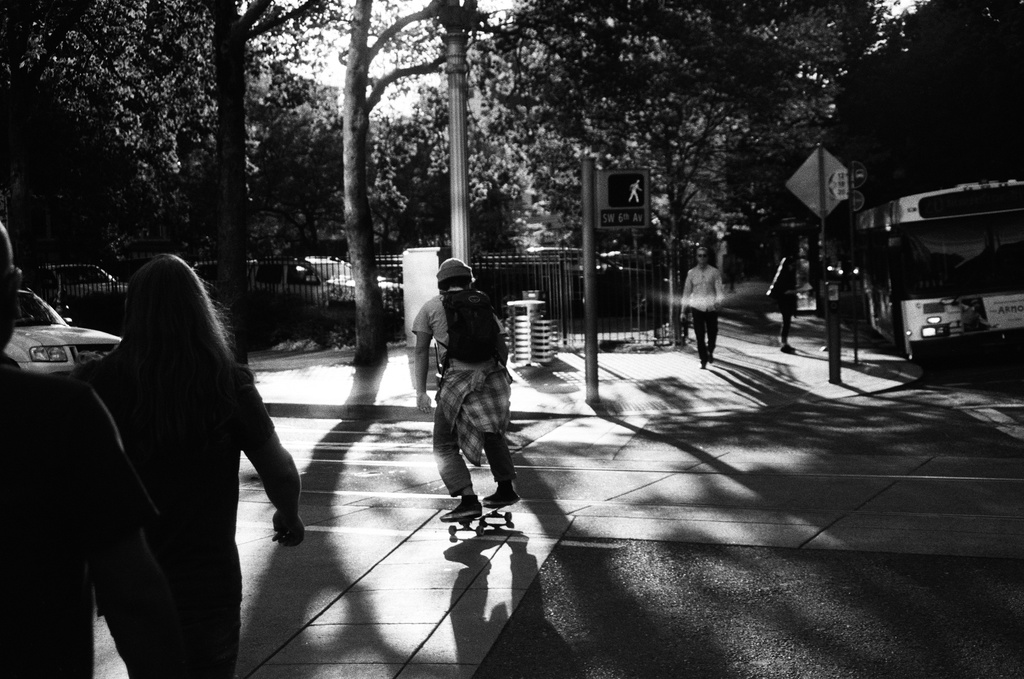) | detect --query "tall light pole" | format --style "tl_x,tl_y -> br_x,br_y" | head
438,0 -> 476,263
